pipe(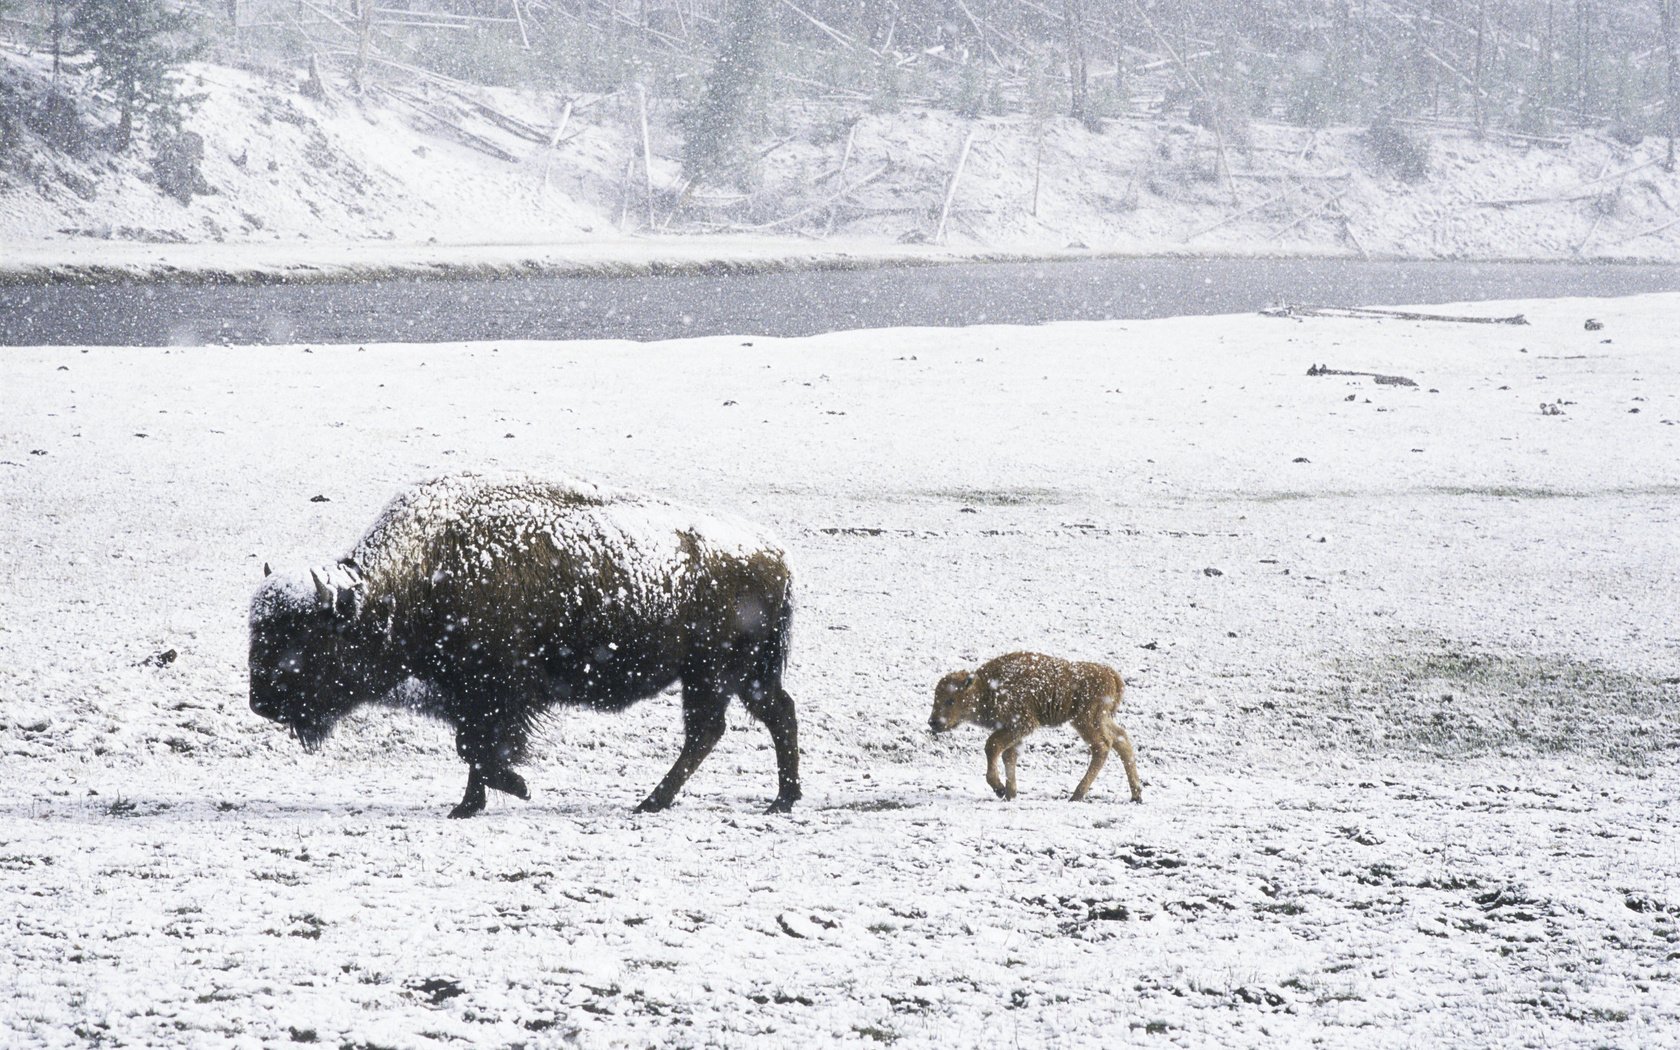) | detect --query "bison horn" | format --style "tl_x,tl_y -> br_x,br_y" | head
263,562 -> 272,577
310,566 -> 363,619
310,568 -> 335,605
